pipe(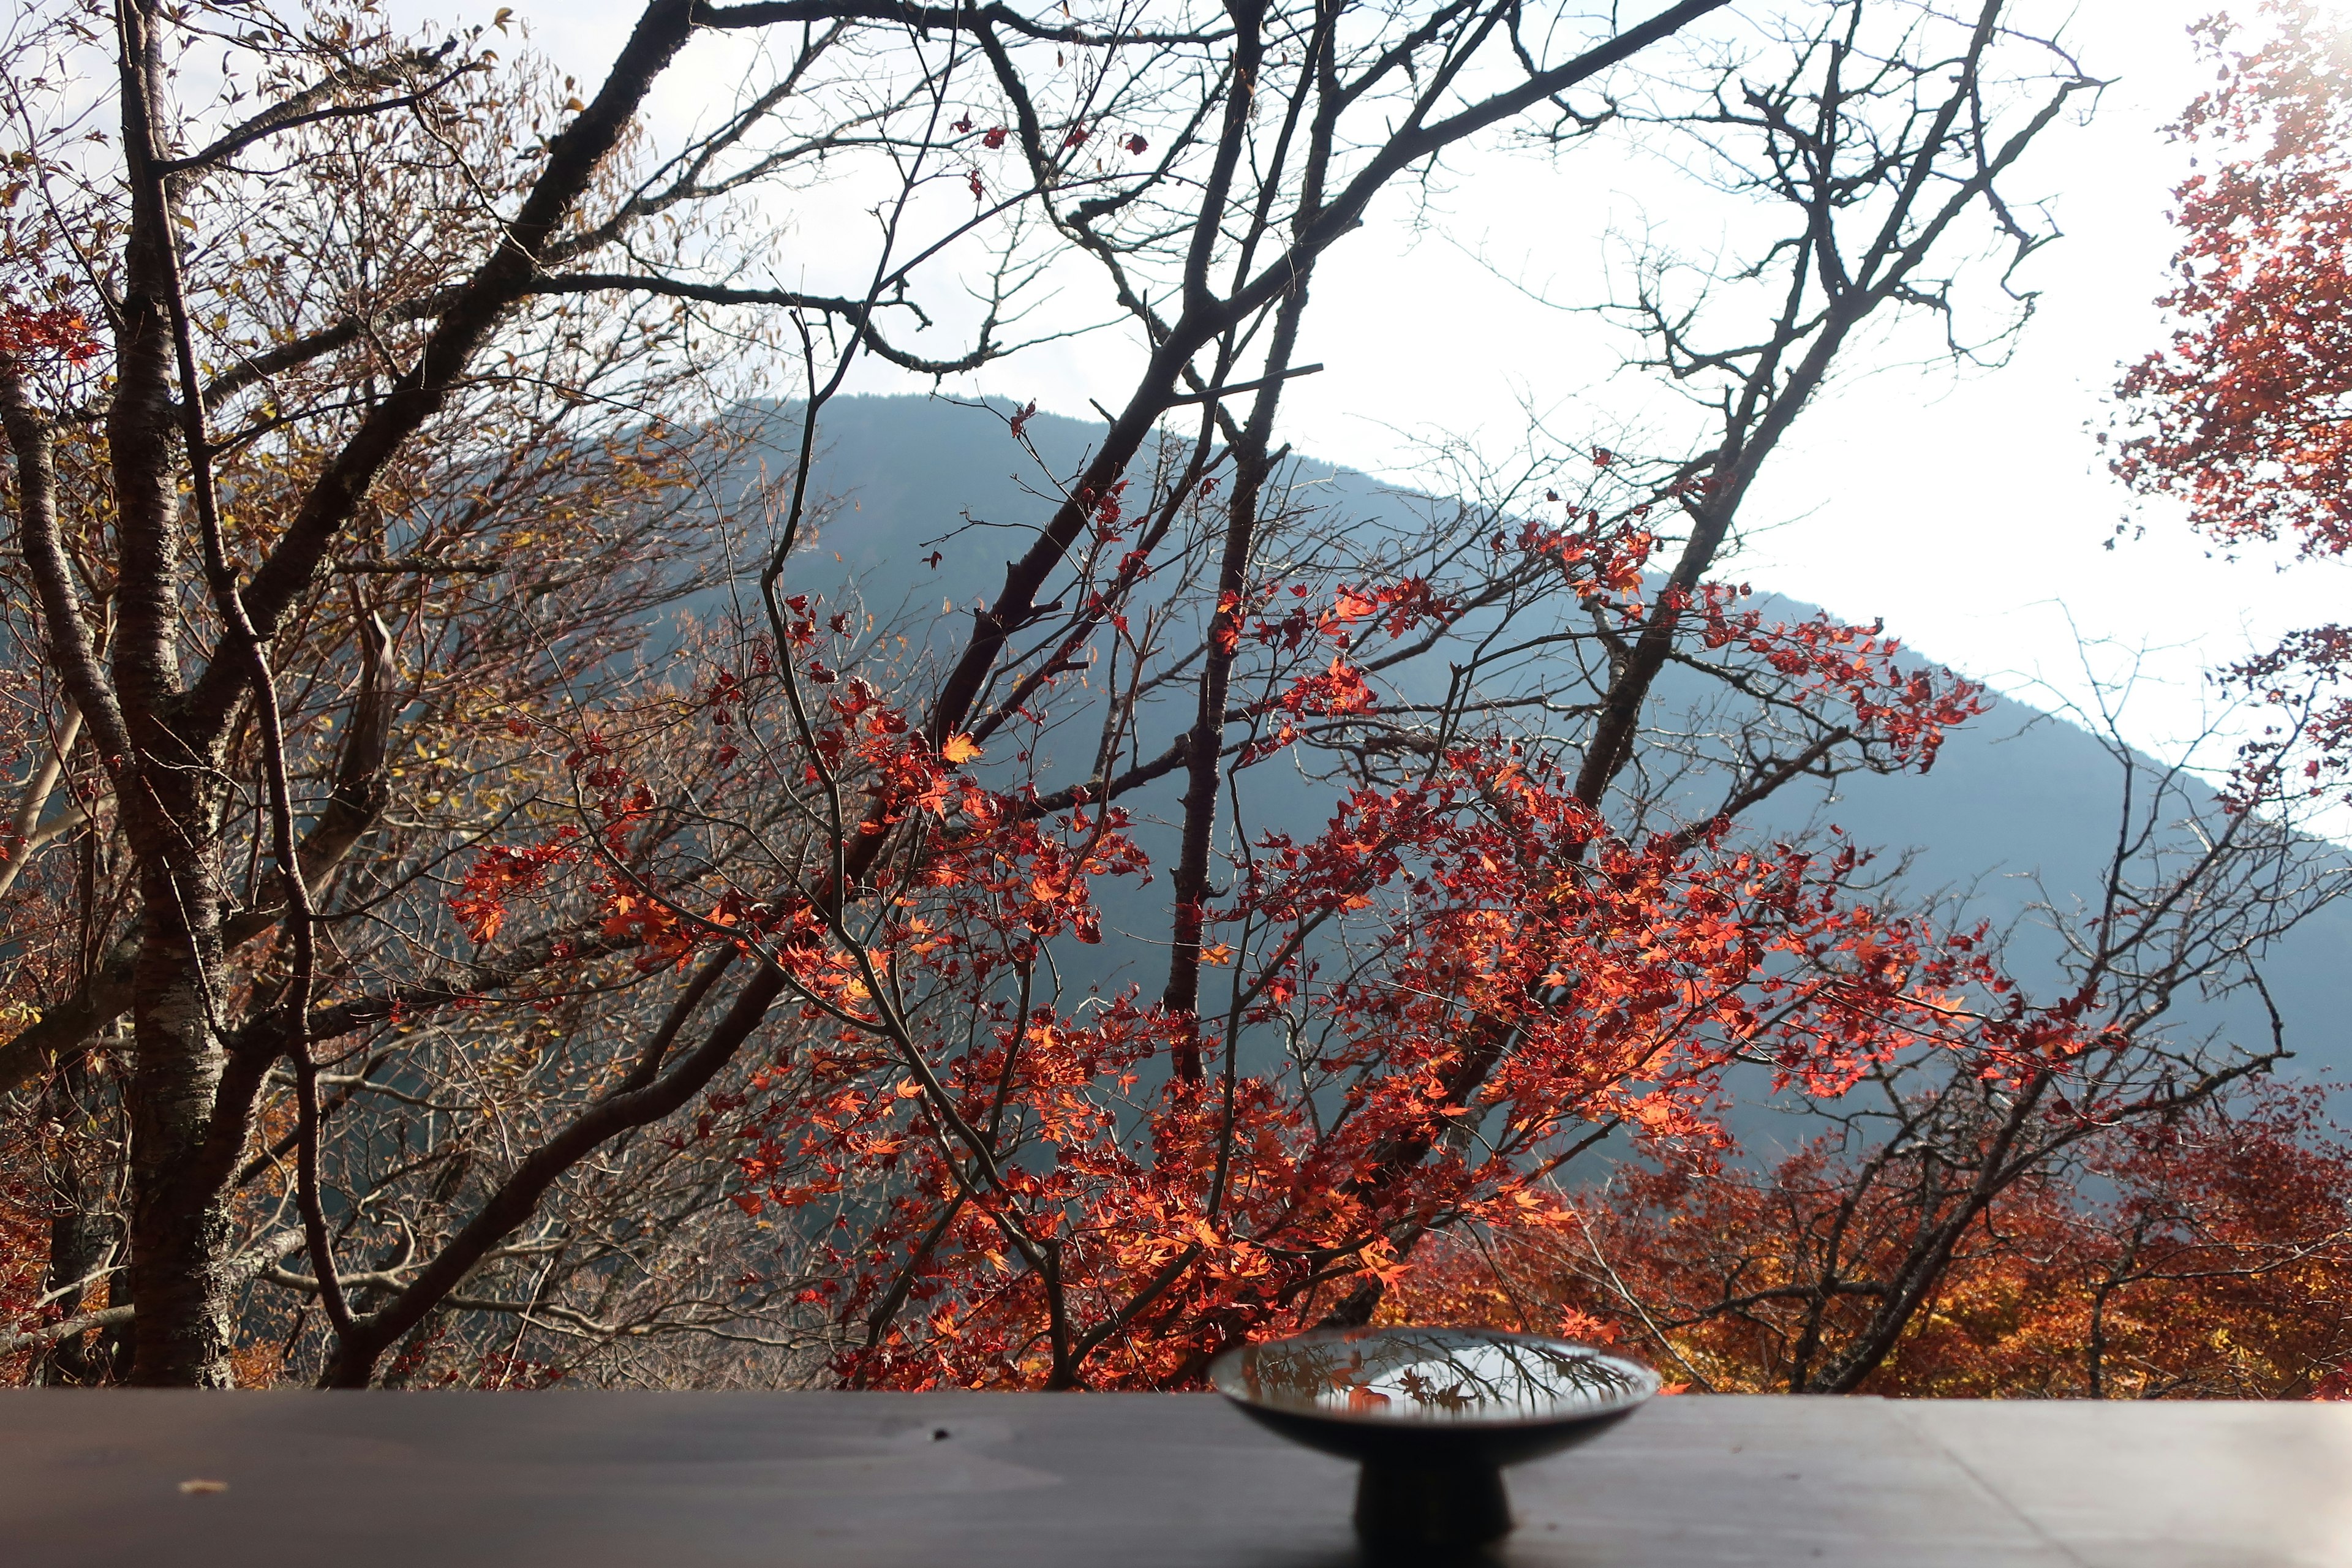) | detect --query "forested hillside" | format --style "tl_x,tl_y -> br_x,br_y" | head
737,393 -> 2352,1102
